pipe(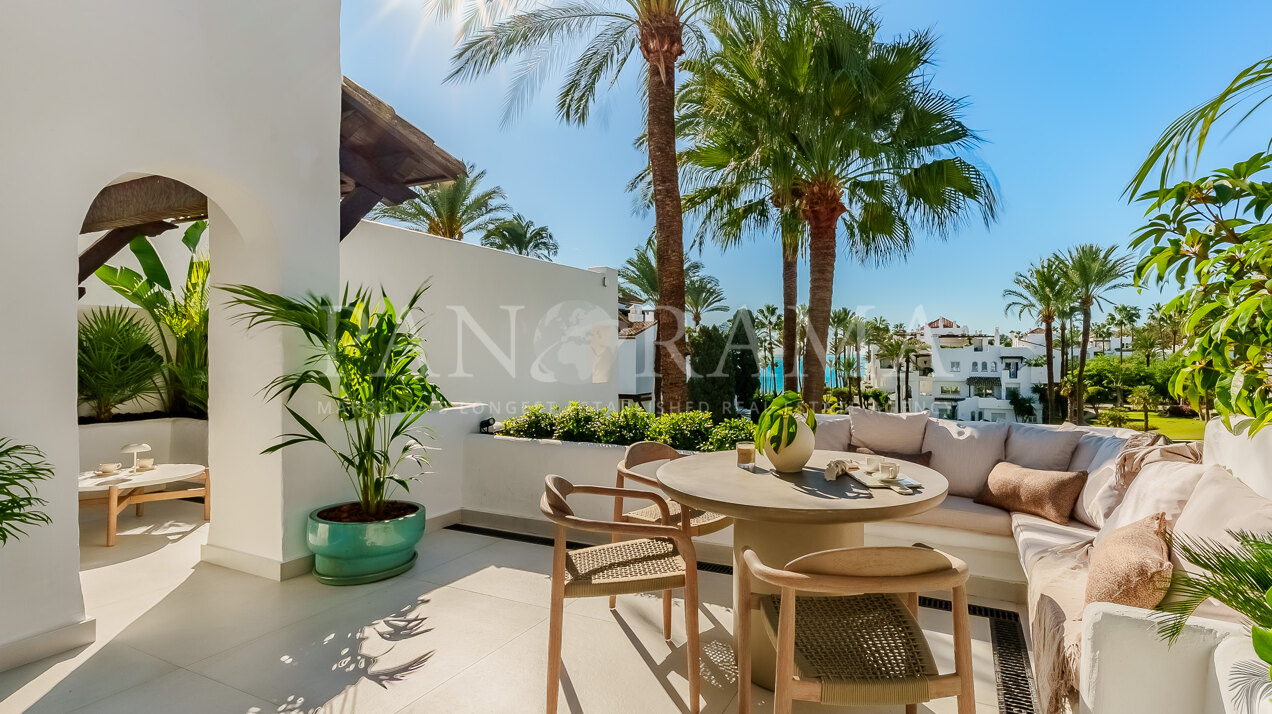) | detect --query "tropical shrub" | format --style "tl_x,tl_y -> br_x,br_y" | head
553,401 -> 606,442
502,404 -> 557,439
77,306 -> 164,421
96,221 -> 210,417
1007,389 -> 1036,422
728,310 -> 763,411
703,418 -> 757,452
1132,152 -> 1272,432
1157,531 -> 1272,650
598,405 -> 653,446
224,284 -> 449,520
648,411 -> 715,451
0,439 -> 54,544
1093,407 -> 1131,429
